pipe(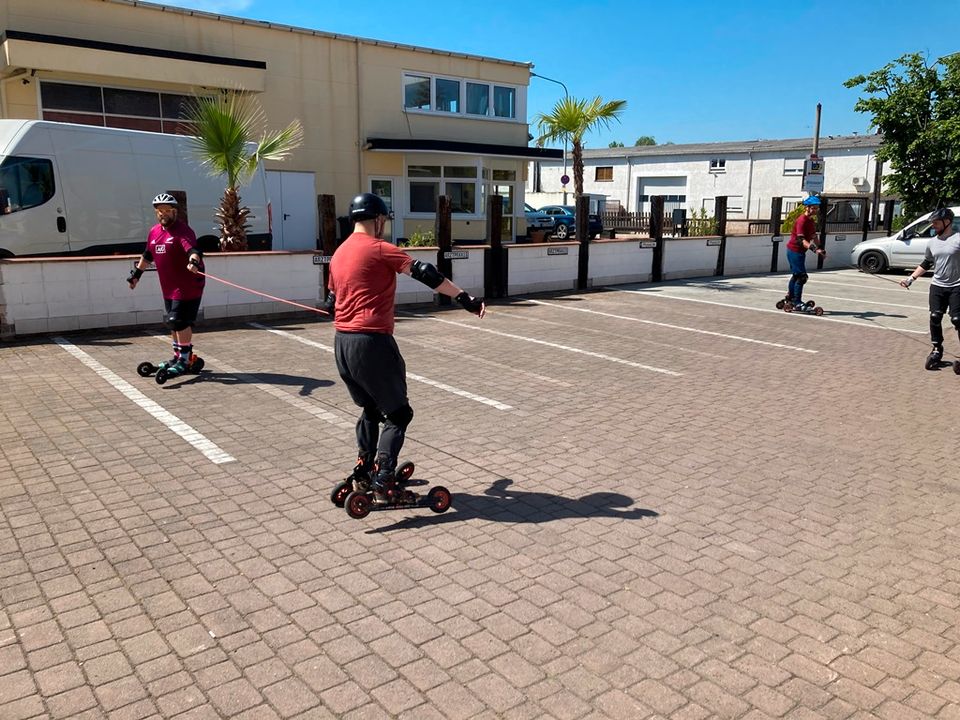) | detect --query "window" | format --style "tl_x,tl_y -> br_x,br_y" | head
466,83 -> 489,115
709,159 -> 726,173
0,156 -> 55,214
404,75 -> 430,110
783,159 -> 804,176
40,81 -> 201,135
493,86 -> 515,118
595,166 -> 613,182
407,165 -> 480,215
435,78 -> 460,113
403,73 -> 519,120
725,196 -> 744,214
